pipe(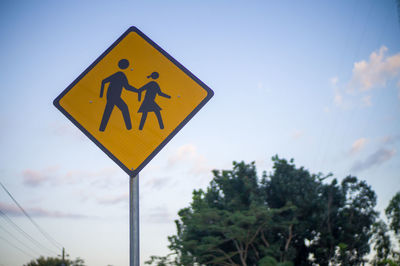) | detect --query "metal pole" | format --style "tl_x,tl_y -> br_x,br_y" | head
61,247 -> 65,266
130,174 -> 139,266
